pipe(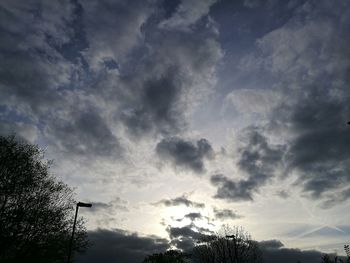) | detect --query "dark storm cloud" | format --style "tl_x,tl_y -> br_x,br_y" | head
243,0 -> 262,8
170,237 -> 196,252
0,50 -> 71,114
211,174 -> 257,201
238,127 -> 284,177
0,0 -> 222,164
78,10 -> 222,139
168,225 -> 205,240
81,0 -> 154,69
251,0 -> 350,206
118,30 -> 222,137
154,195 -> 205,208
76,229 -> 169,263
283,86 -> 350,201
321,188 -> 350,209
0,119 -> 38,143
46,110 -> 122,158
156,137 -> 214,173
0,0 -> 76,114
212,0 -> 350,206
0,0 -> 126,159
74,0 -> 222,138
259,240 -> 339,263
211,128 -> 284,201
167,223 -> 213,251
121,67 -> 185,136
184,212 -> 203,221
76,230 -> 337,263
276,190 -> 289,199
174,213 -> 206,222
213,208 -> 242,220
86,197 -> 128,213
77,231 -> 339,263
259,239 -> 284,250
